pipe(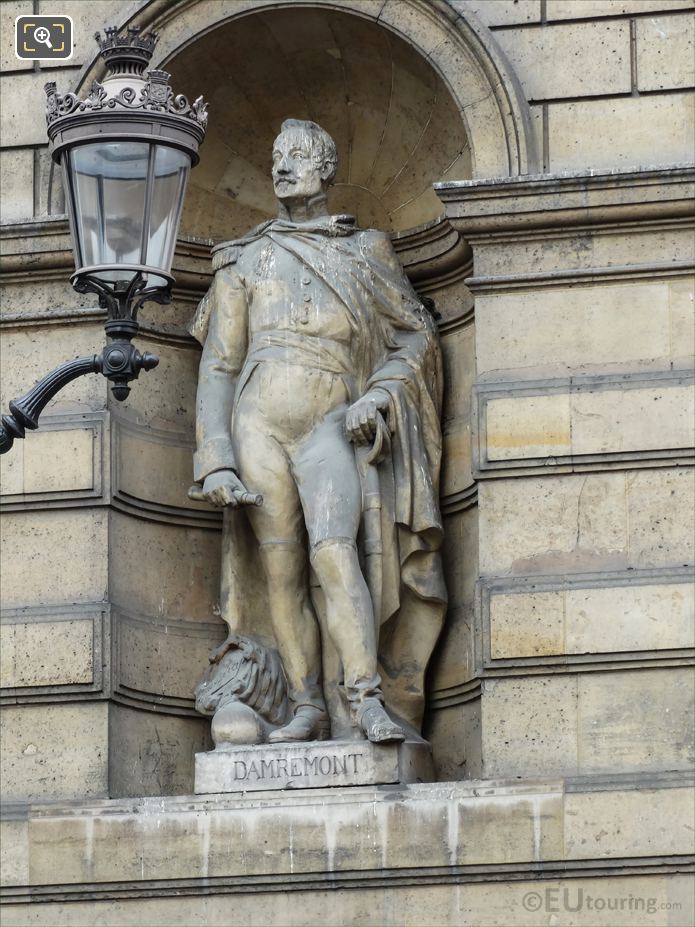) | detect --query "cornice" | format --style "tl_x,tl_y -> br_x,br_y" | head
466,259 -> 695,293
437,164 -> 695,235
